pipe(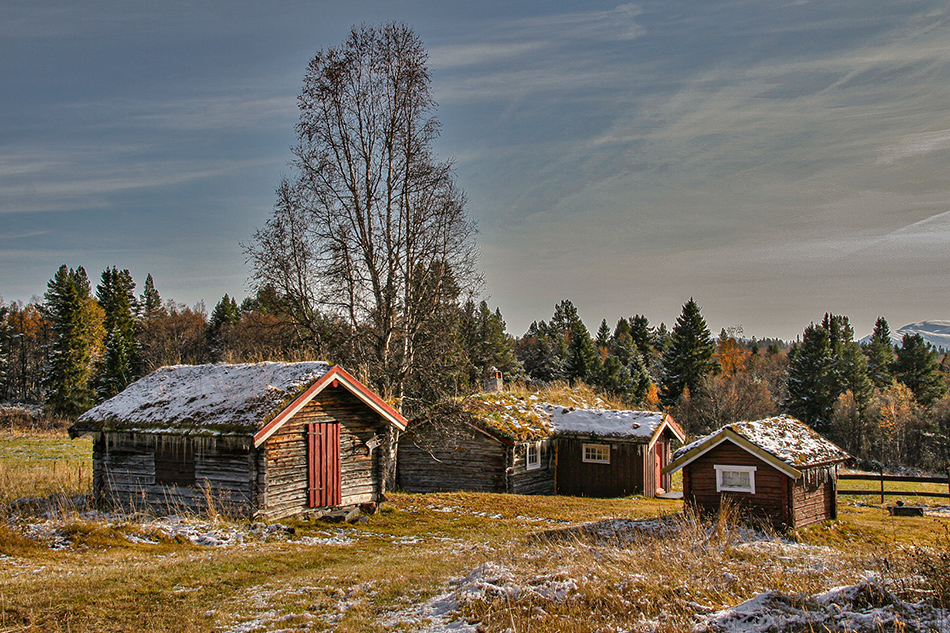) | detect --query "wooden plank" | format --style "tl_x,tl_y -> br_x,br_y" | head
839,490 -> 950,498
839,474 -> 949,484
